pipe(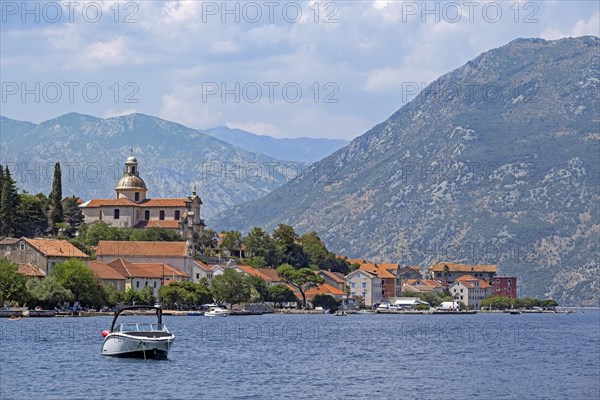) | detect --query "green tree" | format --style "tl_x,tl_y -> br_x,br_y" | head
273,224 -> 309,268
246,275 -> 269,302
312,294 -> 340,312
14,192 -> 49,237
194,229 -> 217,254
481,295 -> 514,310
0,258 -> 28,306
220,230 -> 243,258
26,276 -> 73,309
0,167 -> 19,236
276,264 -> 324,309
211,269 -> 251,305
158,280 -> 212,310
244,256 -> 267,268
102,284 -> 124,307
51,259 -> 105,307
47,162 -> 63,236
244,227 -> 280,266
123,288 -> 144,305
62,196 -> 84,237
267,284 -> 297,308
